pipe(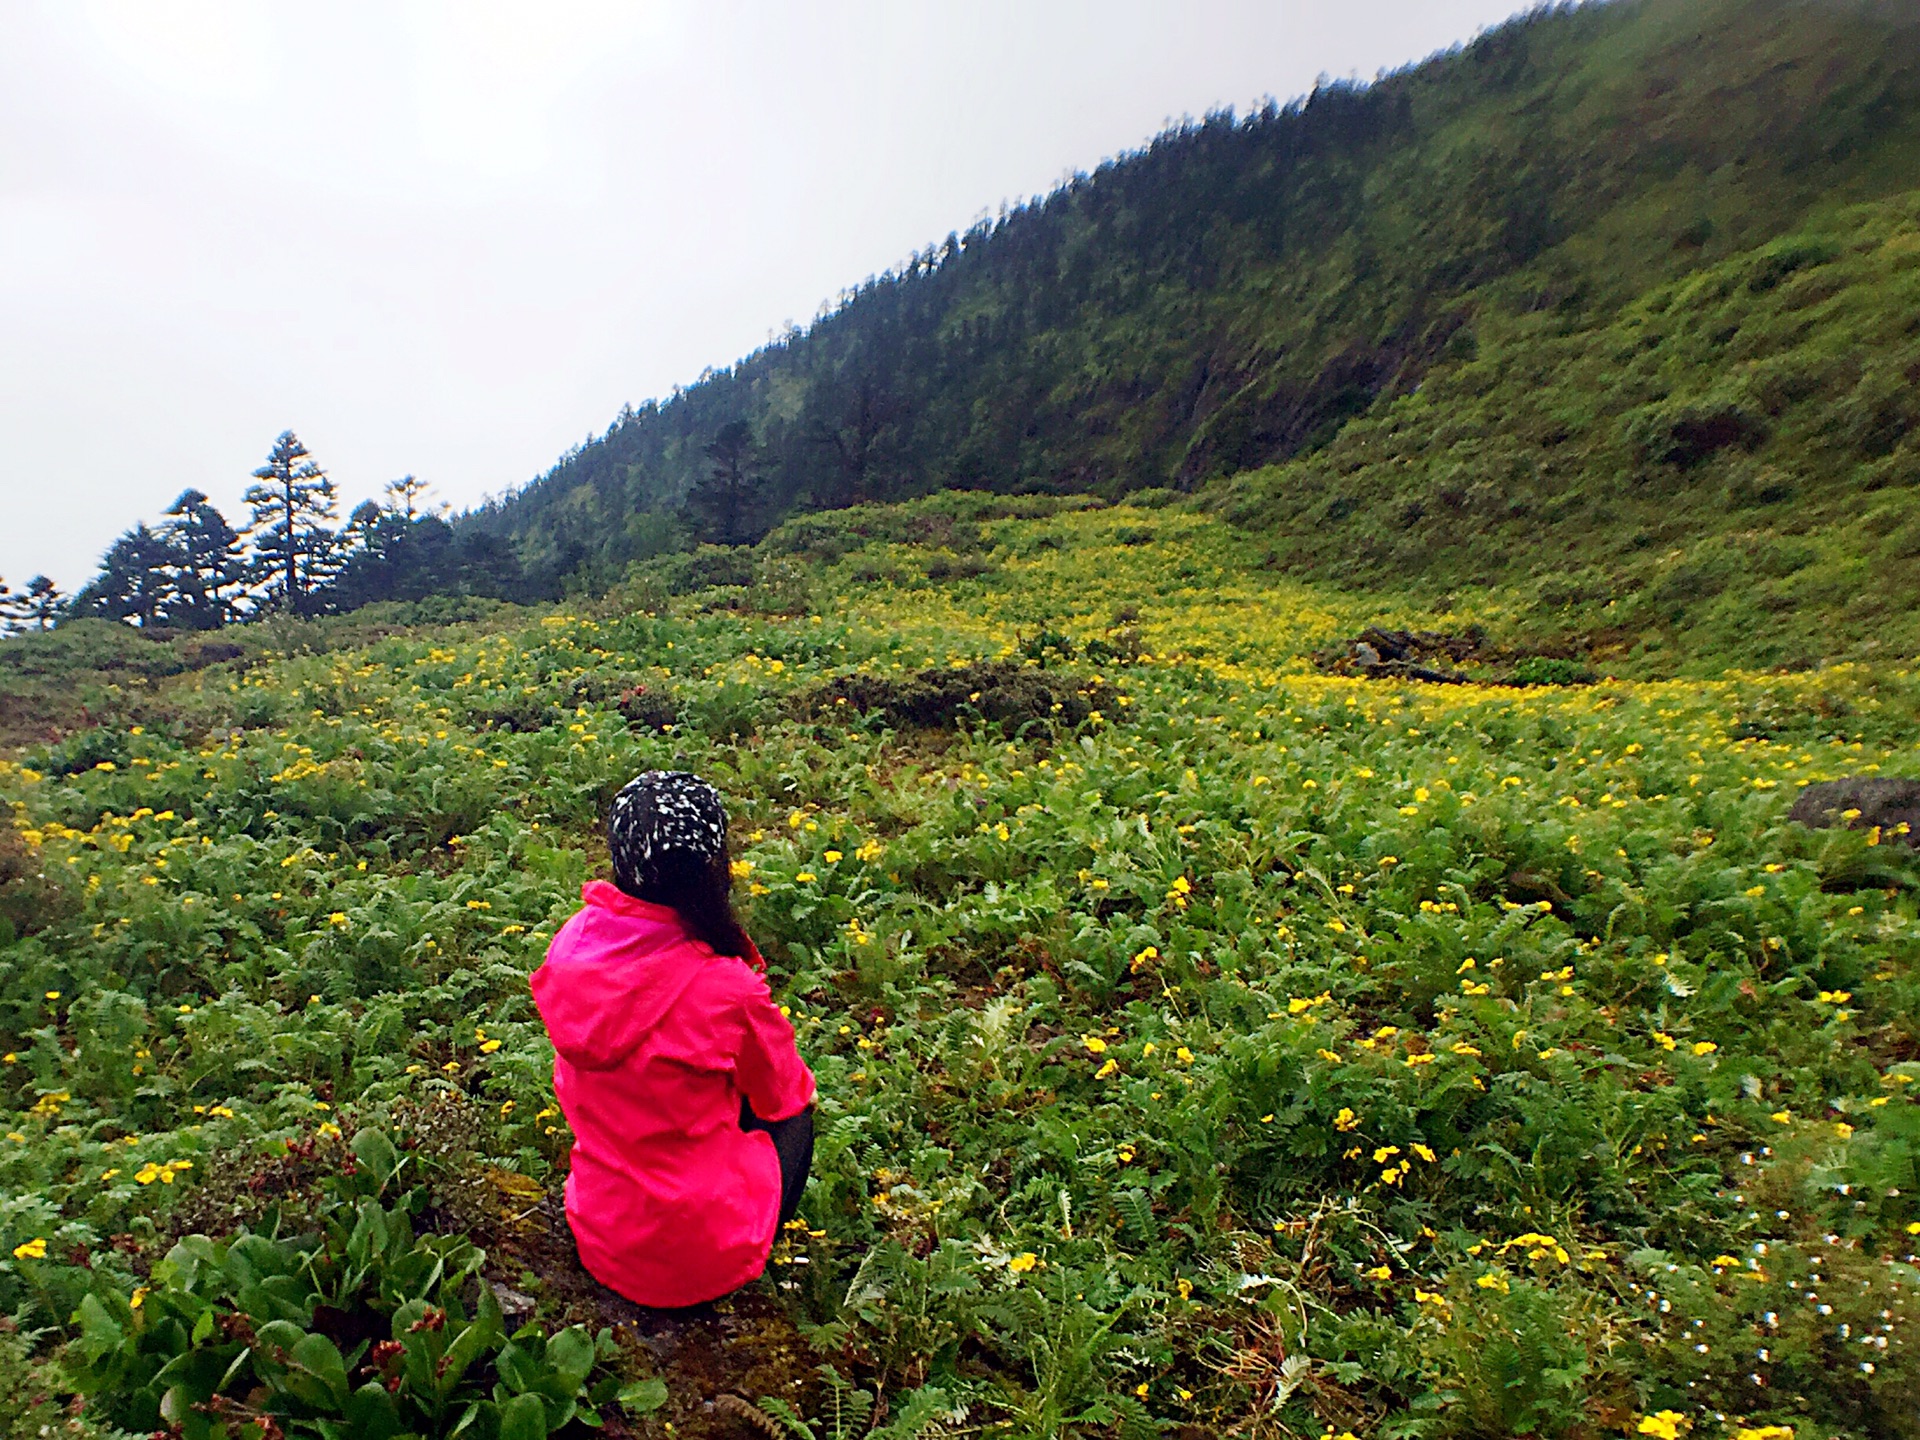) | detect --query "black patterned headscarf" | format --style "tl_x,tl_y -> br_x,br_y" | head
607,771 -> 729,896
